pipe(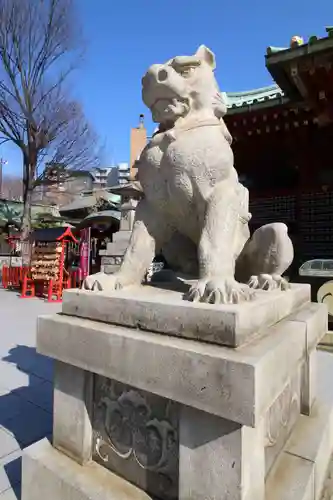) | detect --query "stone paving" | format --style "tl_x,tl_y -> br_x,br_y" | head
0,288 -> 333,499
0,289 -> 61,499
